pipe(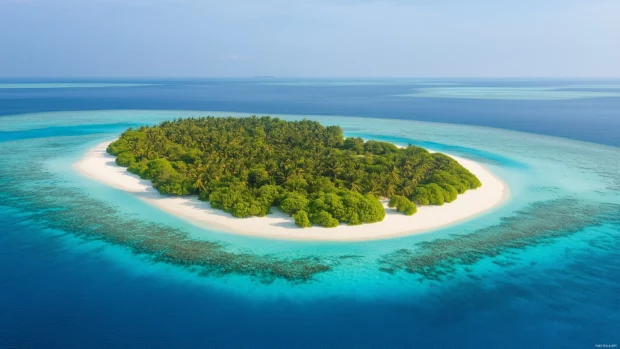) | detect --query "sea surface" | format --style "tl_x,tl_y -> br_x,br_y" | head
0,79 -> 619,348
